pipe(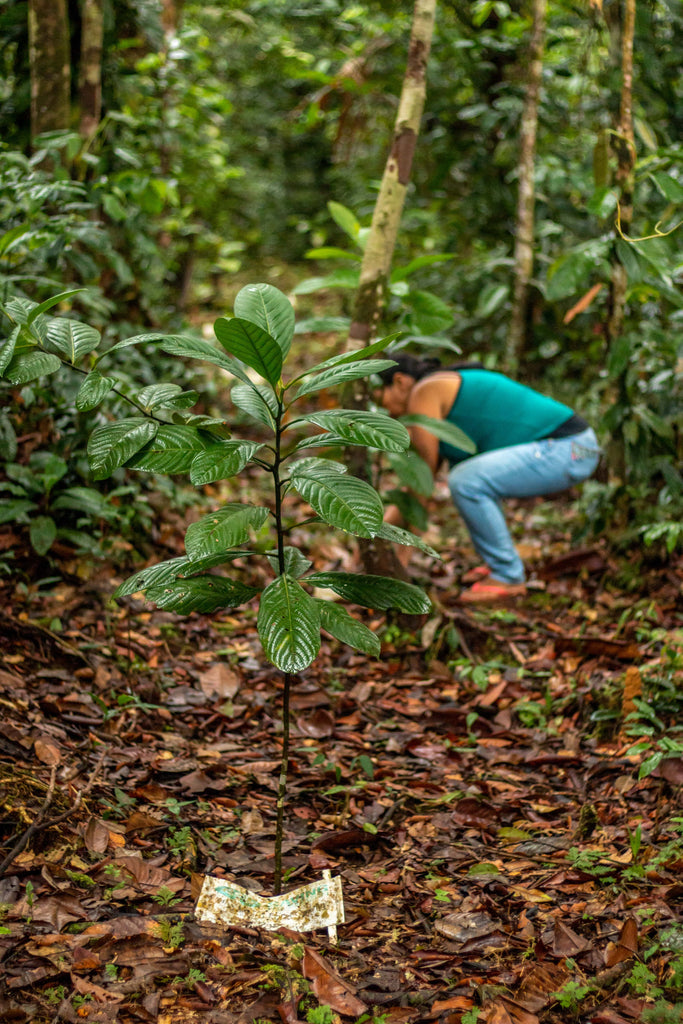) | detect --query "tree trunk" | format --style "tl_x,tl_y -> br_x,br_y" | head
28,0 -> 71,144
345,0 -> 436,581
78,0 -> 104,141
607,0 -> 636,483
347,0 -> 437,349
506,0 -> 547,370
